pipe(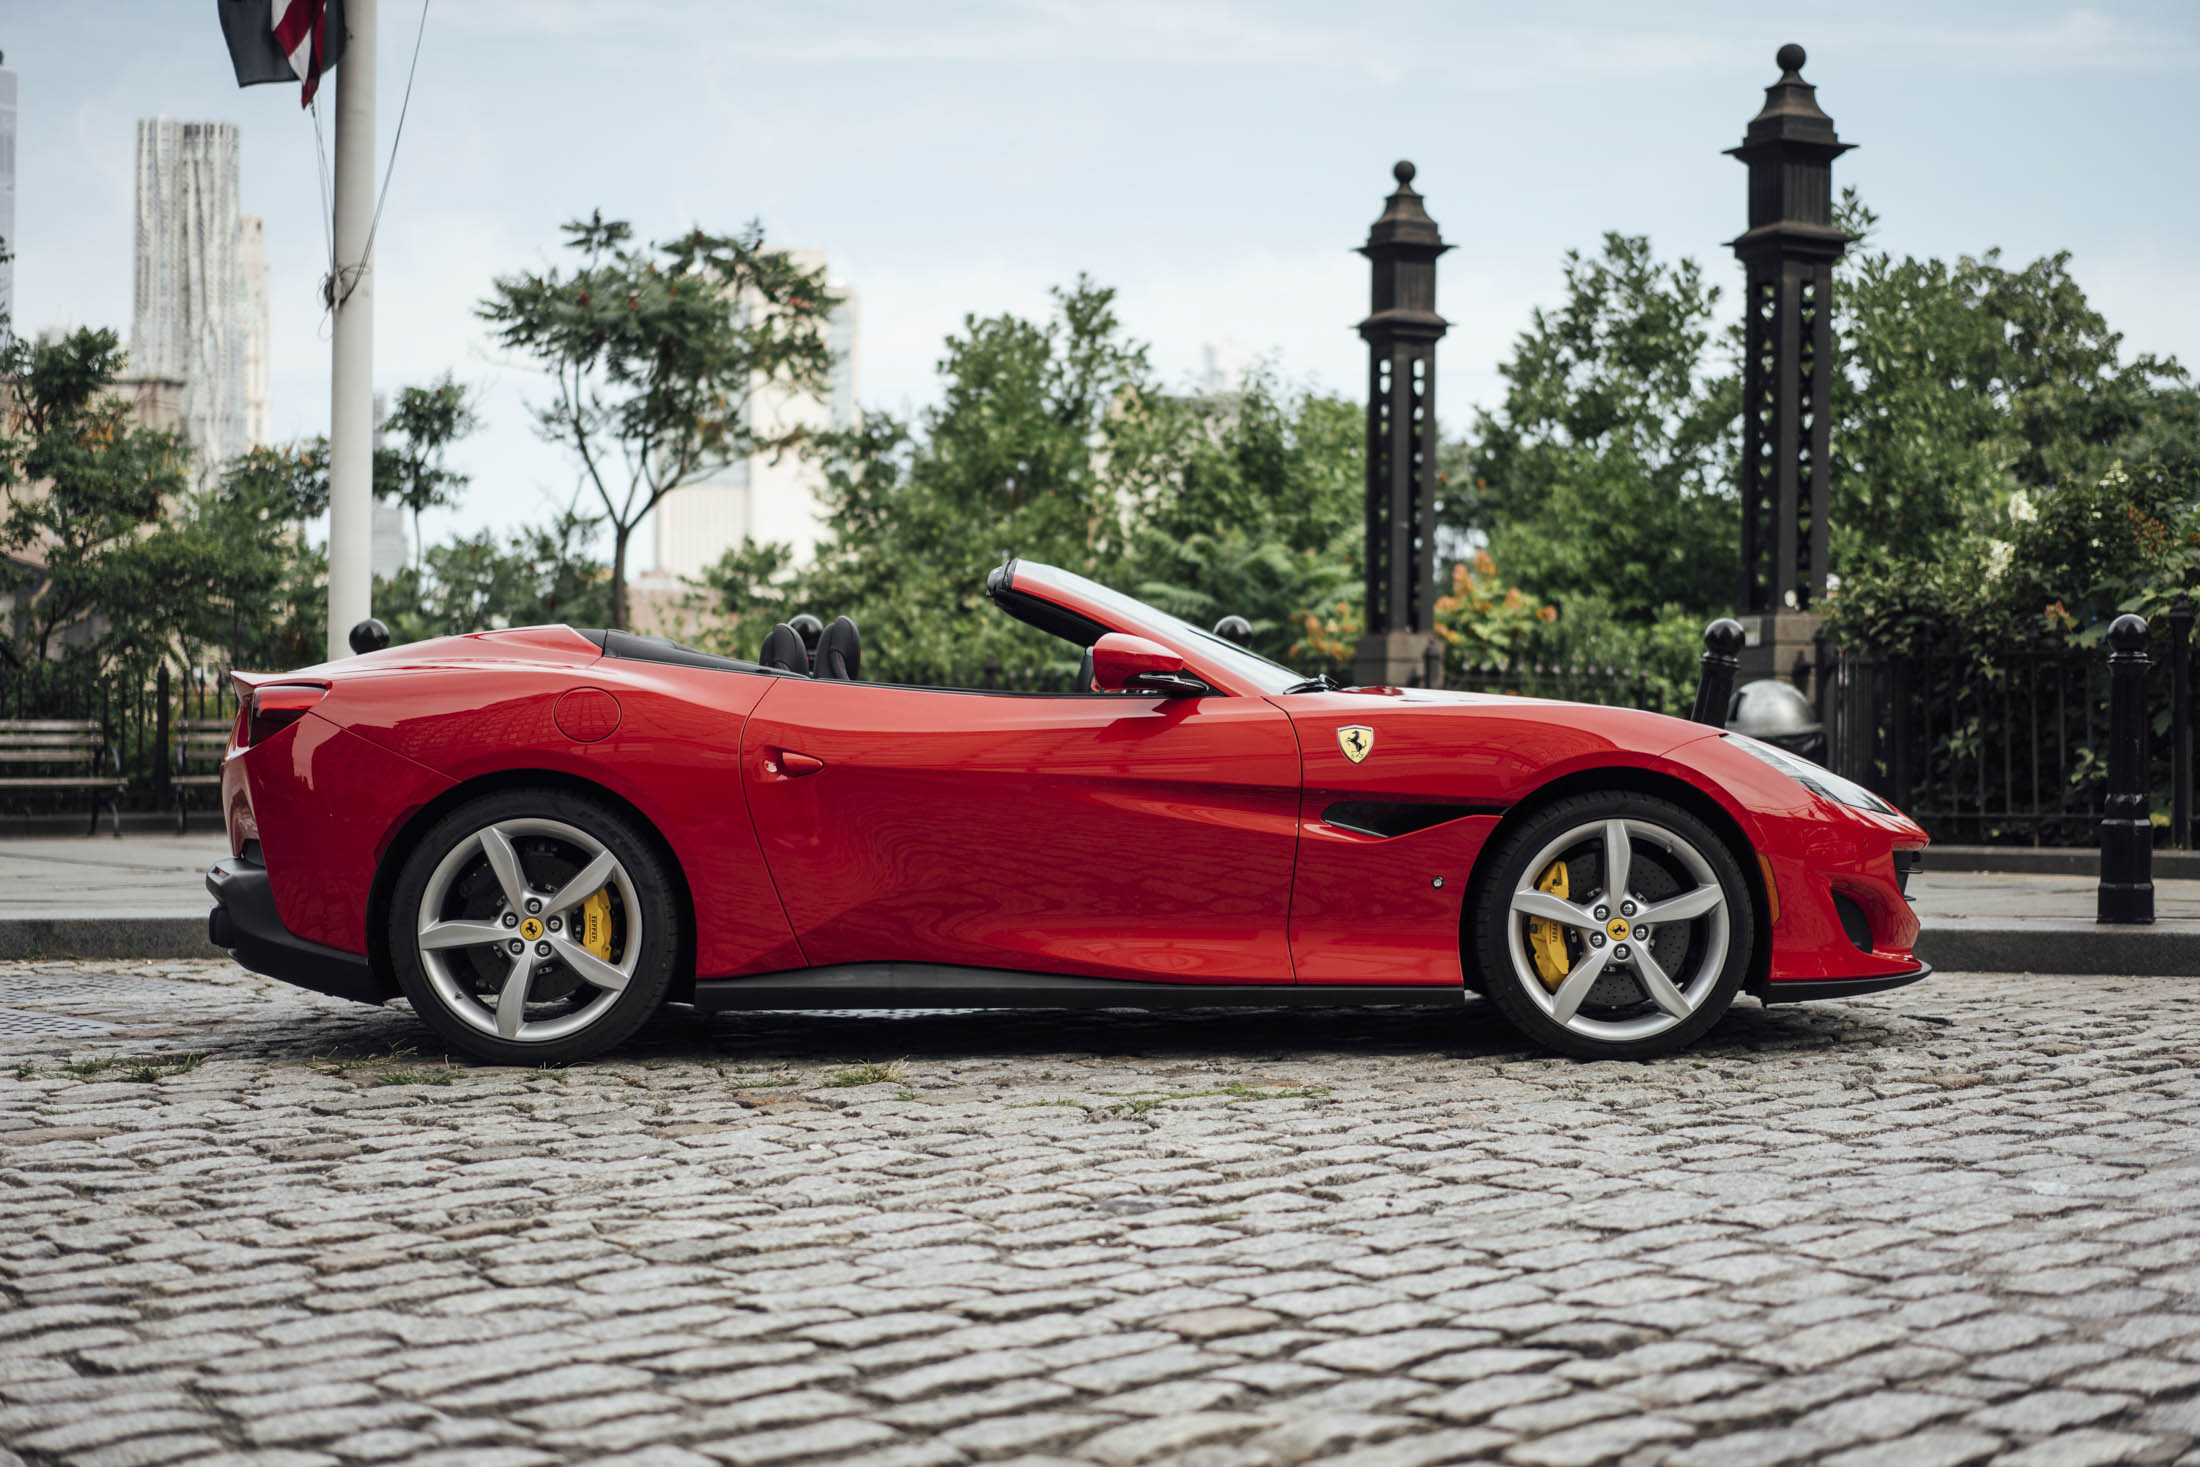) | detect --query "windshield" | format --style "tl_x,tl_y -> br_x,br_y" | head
1026,565 -> 1312,695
